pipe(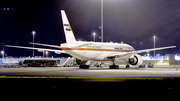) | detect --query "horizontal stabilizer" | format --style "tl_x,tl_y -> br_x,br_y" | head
29,42 -> 60,48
